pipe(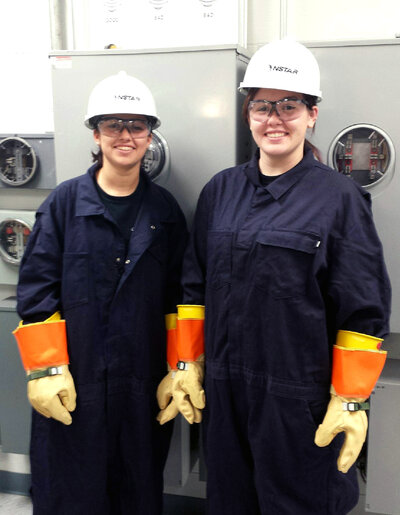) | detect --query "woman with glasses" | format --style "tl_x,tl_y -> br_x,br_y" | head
14,71 -> 188,514
158,40 -> 390,514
